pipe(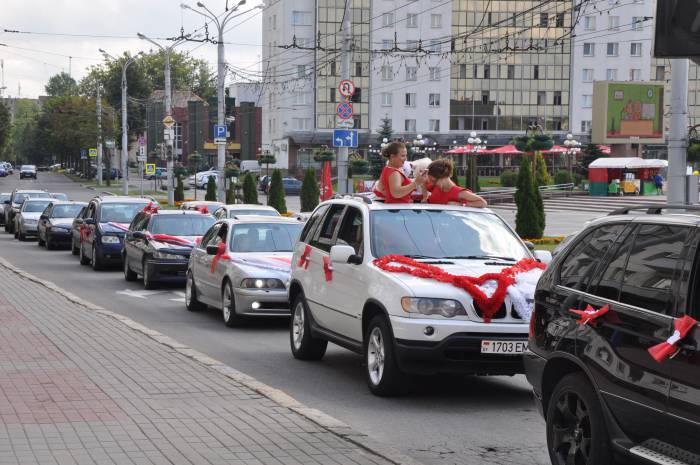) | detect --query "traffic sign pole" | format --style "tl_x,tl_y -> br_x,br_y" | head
337,0 -> 352,195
